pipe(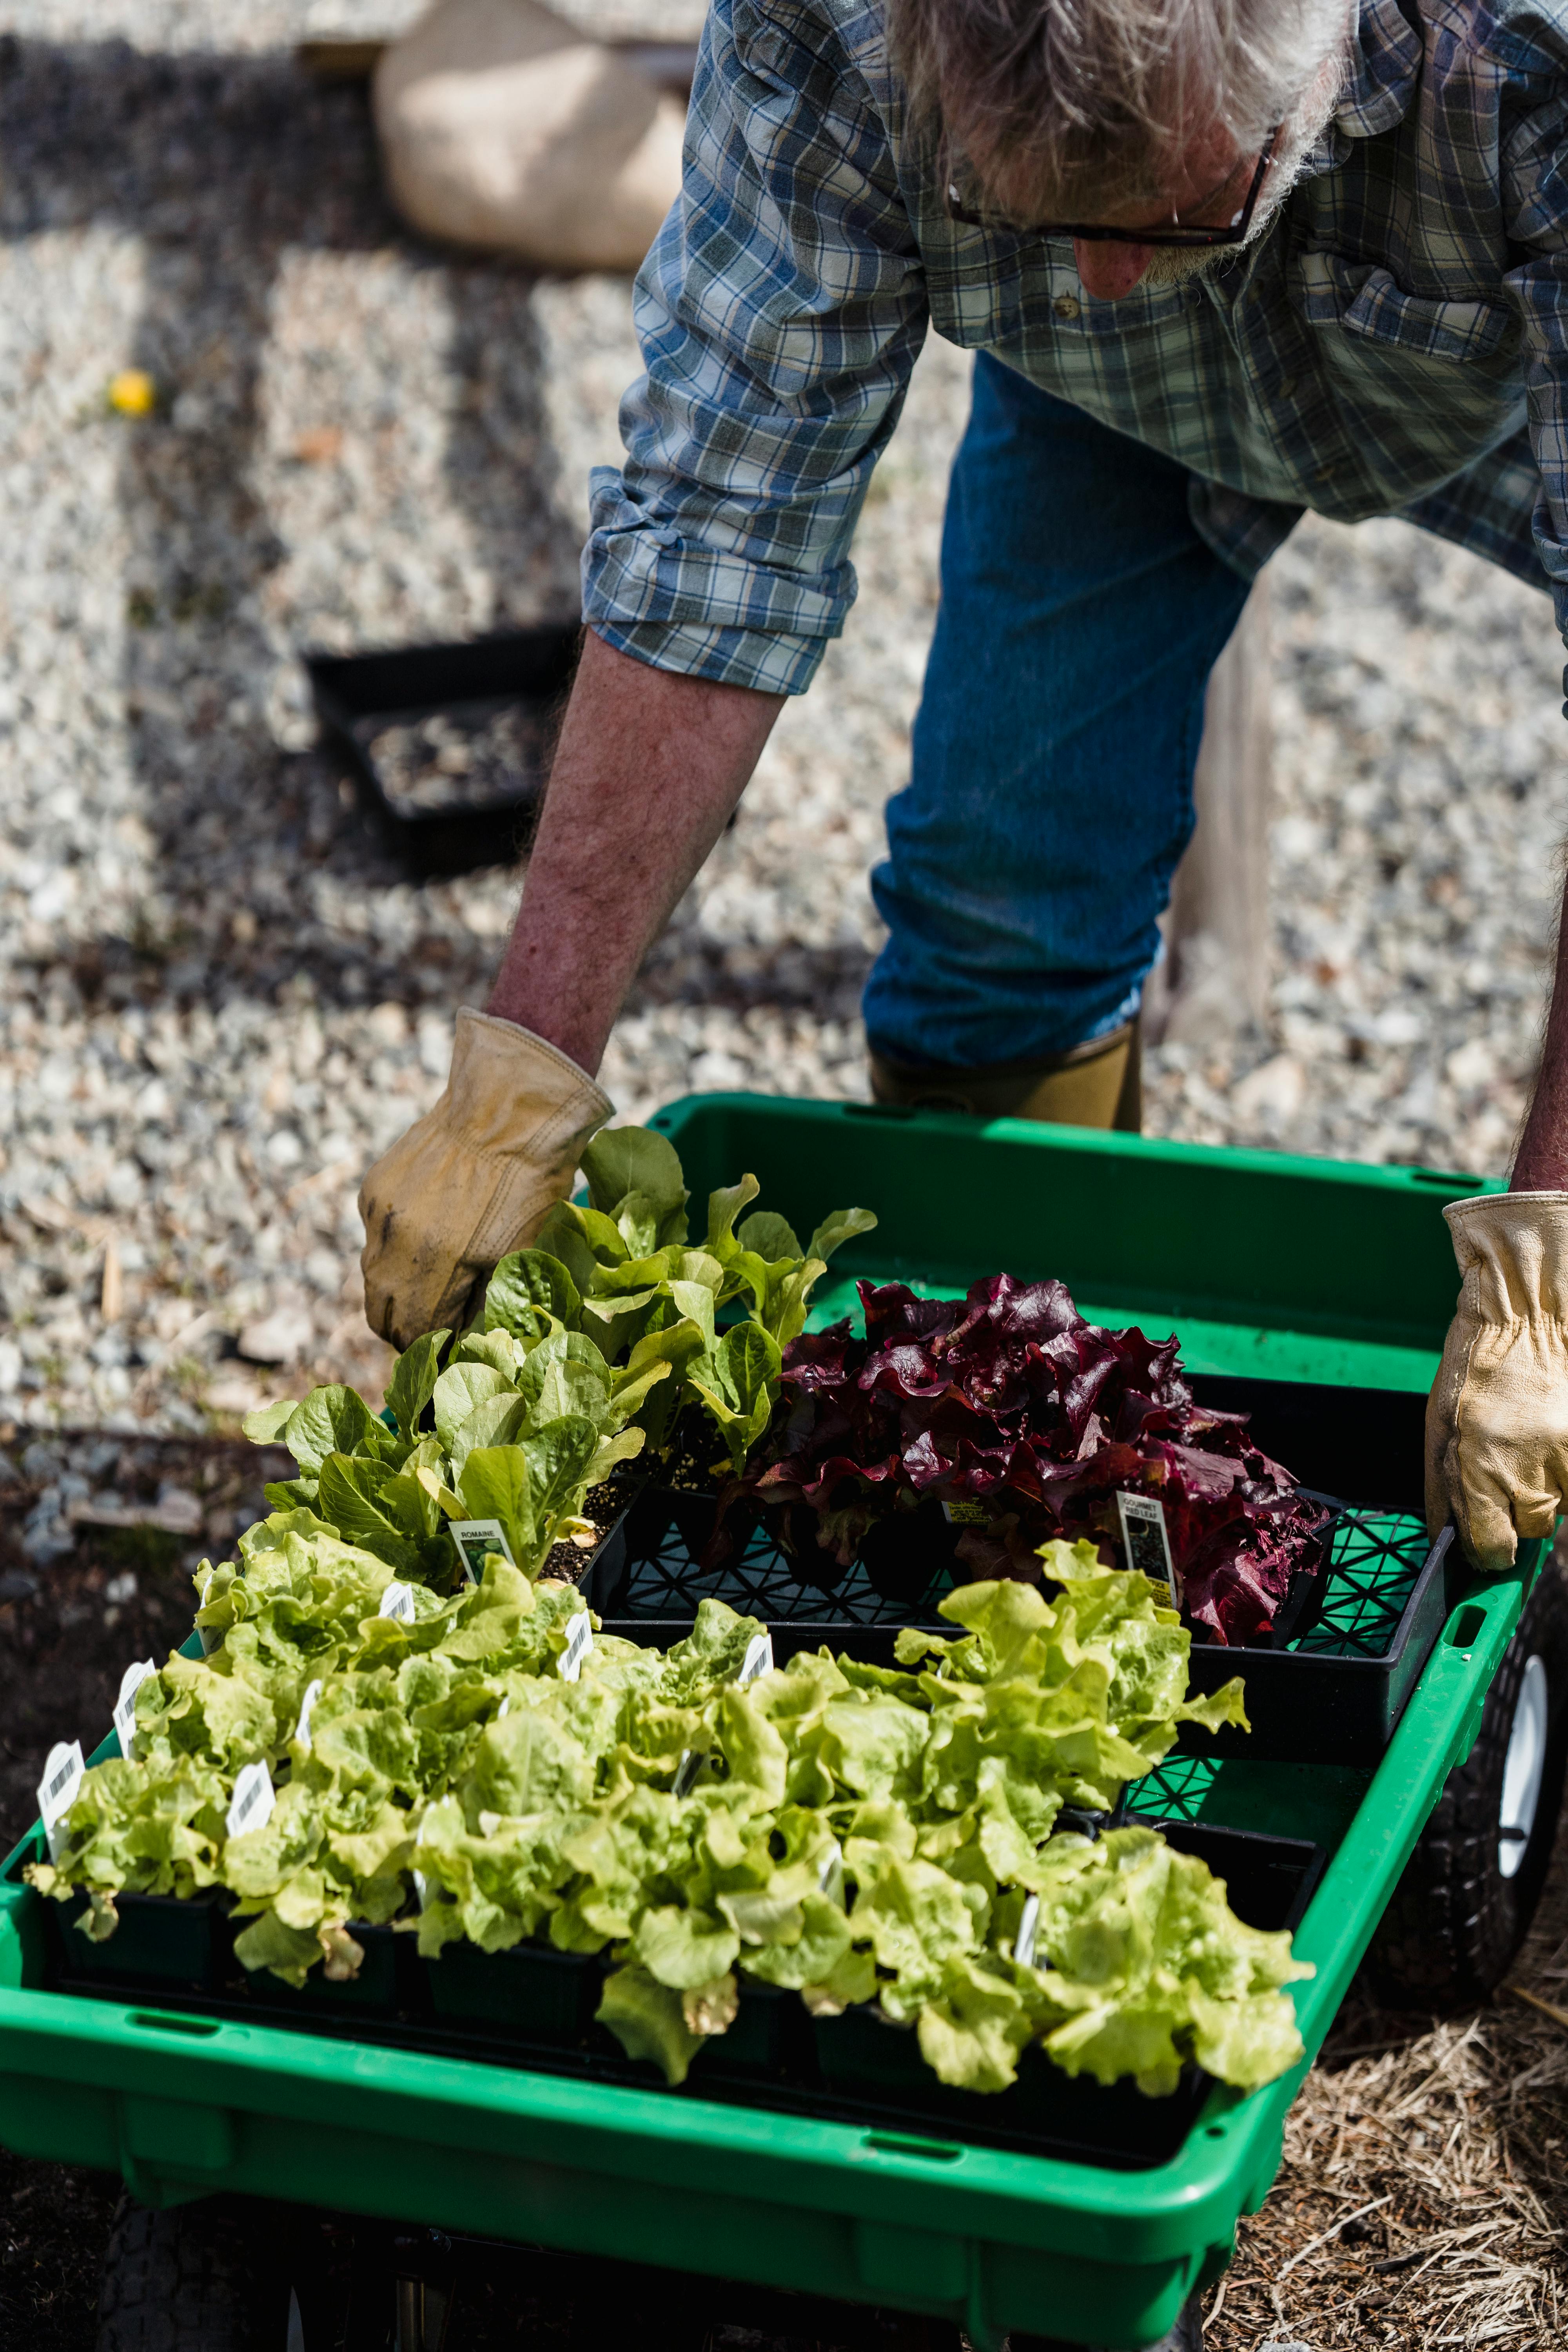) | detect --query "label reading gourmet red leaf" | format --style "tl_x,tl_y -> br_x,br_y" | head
1116,1491 -> 1178,1606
